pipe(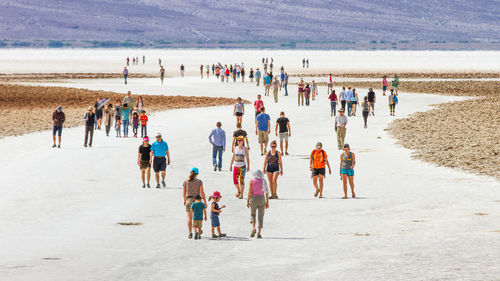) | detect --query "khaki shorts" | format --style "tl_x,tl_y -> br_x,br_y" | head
193,220 -> 202,229
279,132 -> 289,141
258,131 -> 269,144
185,197 -> 194,212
